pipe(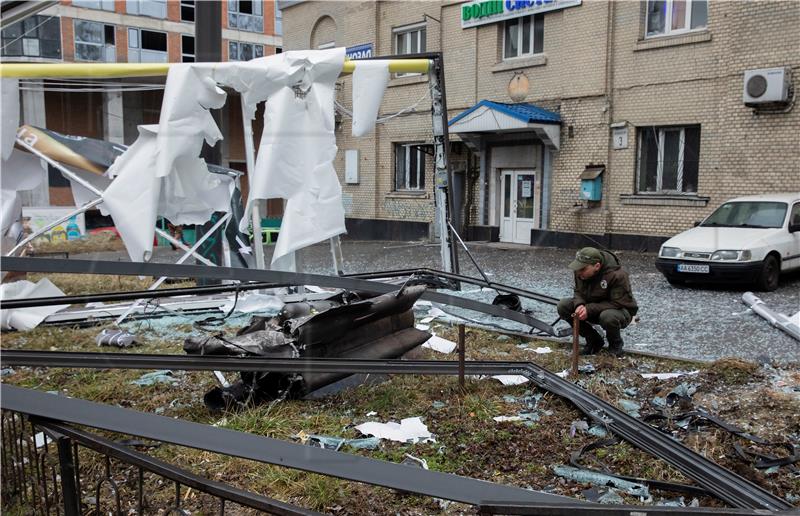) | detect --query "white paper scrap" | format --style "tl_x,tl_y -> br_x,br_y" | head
533,347 -> 552,354
422,335 -> 457,354
220,293 -> 284,314
556,370 -> 569,378
640,370 -> 700,380
355,416 -> 434,444
415,324 -> 430,331
491,375 -> 529,386
0,279 -> 70,331
352,60 -> 389,137
493,415 -> 523,422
